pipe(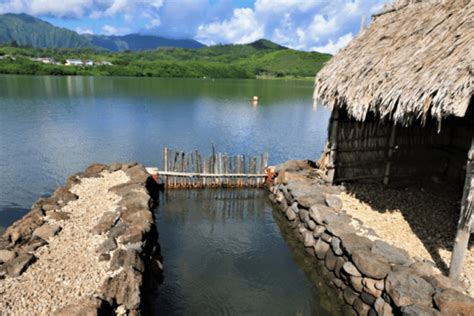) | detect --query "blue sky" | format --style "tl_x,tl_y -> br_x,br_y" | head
0,0 -> 391,54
